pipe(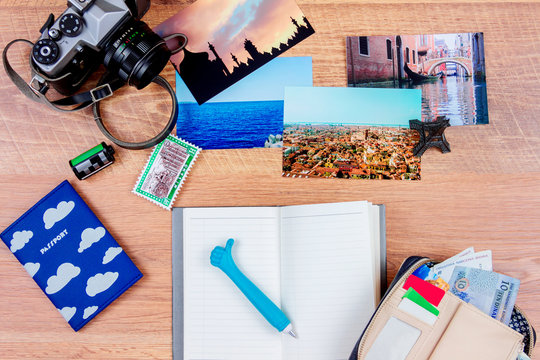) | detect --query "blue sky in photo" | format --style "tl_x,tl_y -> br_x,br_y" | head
284,87 -> 422,127
176,56 -> 313,103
